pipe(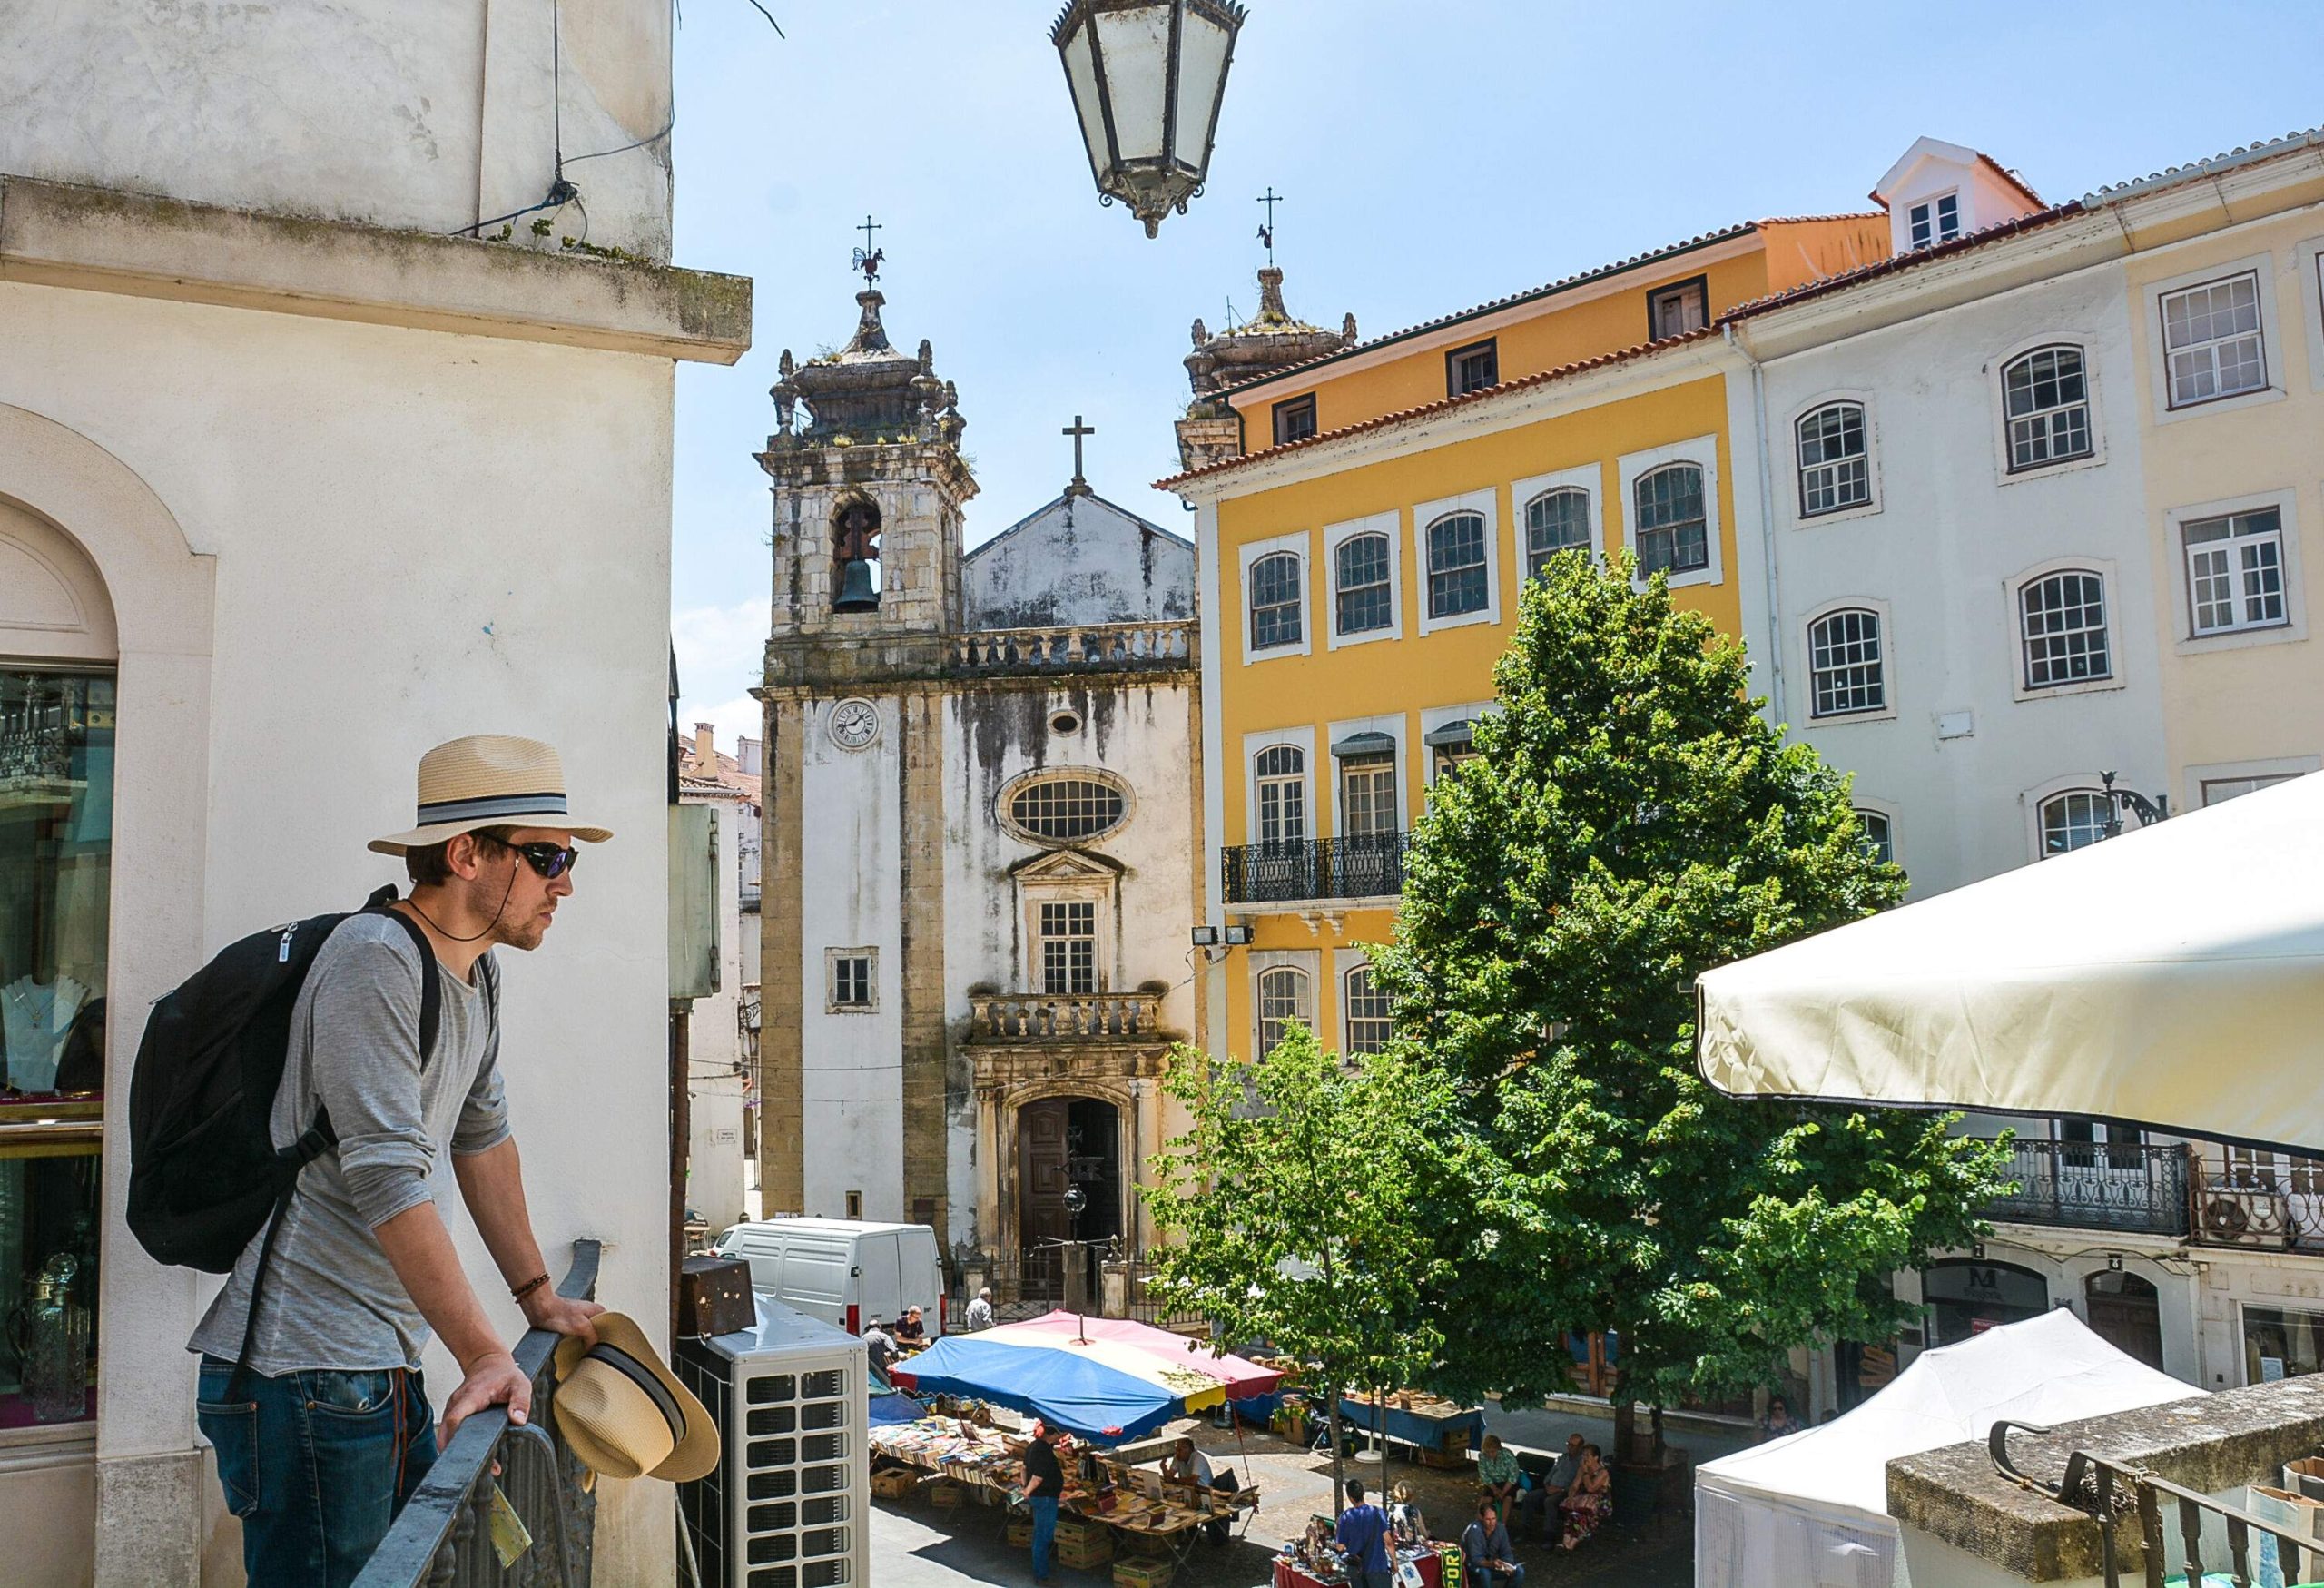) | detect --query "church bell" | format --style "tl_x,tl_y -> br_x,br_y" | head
834,557 -> 880,612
